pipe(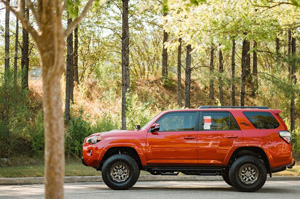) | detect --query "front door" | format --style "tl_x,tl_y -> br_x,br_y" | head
146,111 -> 198,166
